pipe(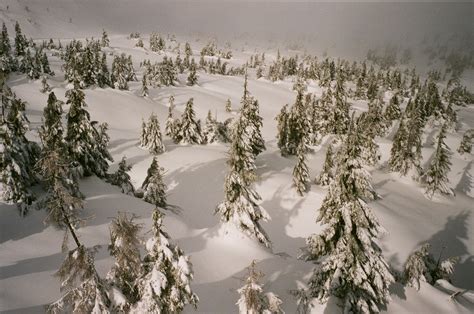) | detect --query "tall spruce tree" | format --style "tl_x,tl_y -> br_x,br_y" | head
423,123 -> 453,198
458,129 -> 473,155
66,84 -> 110,177
303,116 -> 393,313
47,245 -> 111,313
187,60 -> 198,86
215,105 -> 271,247
1,93 -> 39,215
293,138 -> 310,196
177,98 -> 203,144
133,209 -> 198,312
142,113 -> 165,155
107,213 -> 142,306
315,143 -> 334,186
141,157 -> 167,208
